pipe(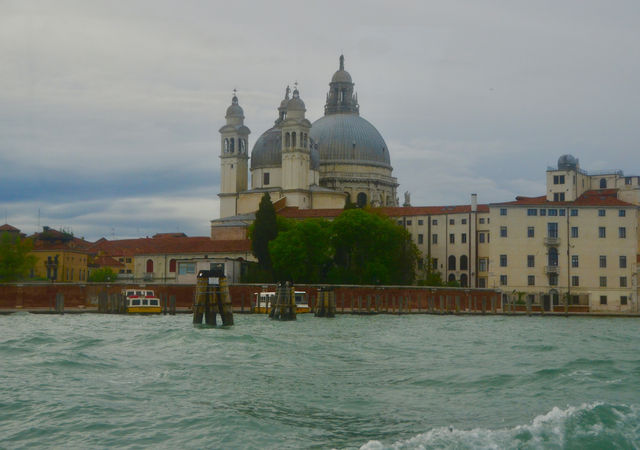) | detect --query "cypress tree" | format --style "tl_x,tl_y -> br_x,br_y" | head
251,192 -> 278,271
